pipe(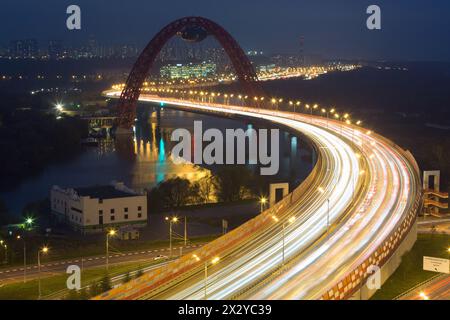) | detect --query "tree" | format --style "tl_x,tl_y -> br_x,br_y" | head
100,274 -> 112,292
151,177 -> 197,210
195,176 -> 216,203
214,165 -> 253,202
165,177 -> 194,208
